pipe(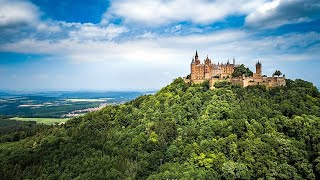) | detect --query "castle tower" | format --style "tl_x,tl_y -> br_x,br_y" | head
256,61 -> 262,75
194,50 -> 200,65
190,57 -> 196,80
204,55 -> 213,79
205,55 -> 211,64
191,51 -> 200,80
